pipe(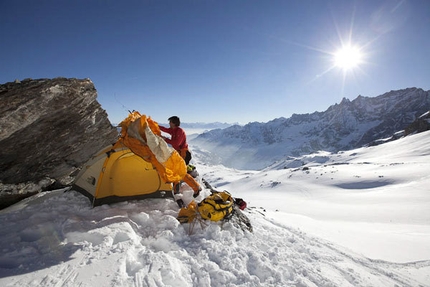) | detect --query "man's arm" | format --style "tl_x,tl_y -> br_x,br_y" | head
159,126 -> 171,134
